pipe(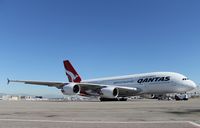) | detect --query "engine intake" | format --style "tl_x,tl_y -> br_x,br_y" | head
101,87 -> 119,98
61,83 -> 80,95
